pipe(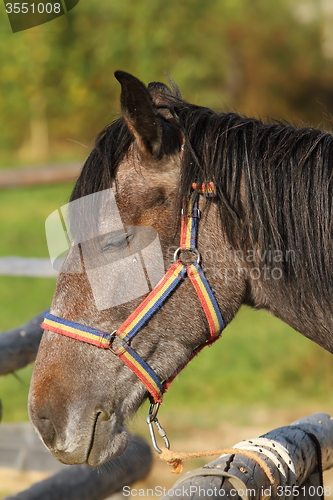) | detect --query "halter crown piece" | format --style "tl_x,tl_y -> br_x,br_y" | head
42,183 -> 225,449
